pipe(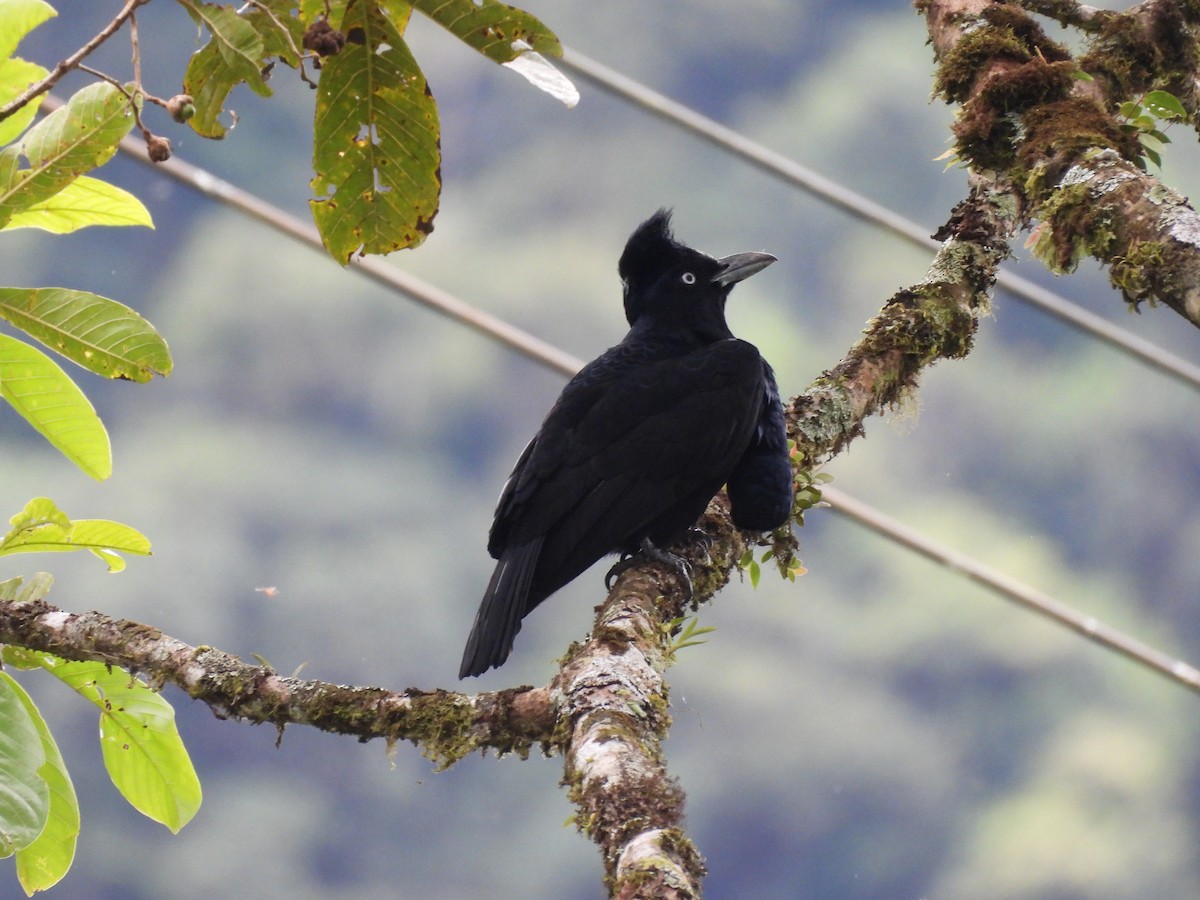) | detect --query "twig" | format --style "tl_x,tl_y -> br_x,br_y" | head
0,0 -> 153,123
